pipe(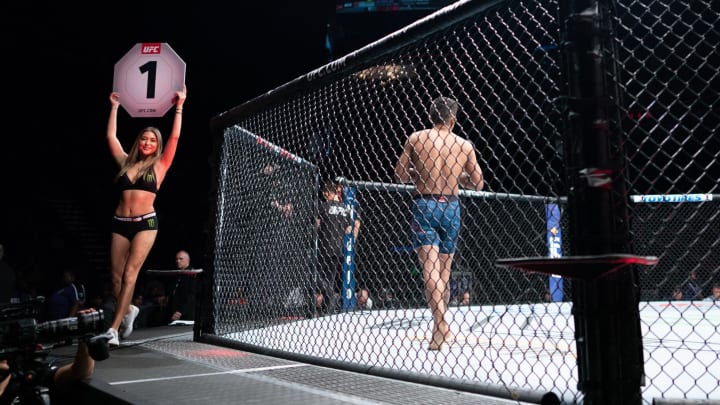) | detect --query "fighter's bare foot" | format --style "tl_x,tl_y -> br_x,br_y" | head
428,330 -> 454,351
